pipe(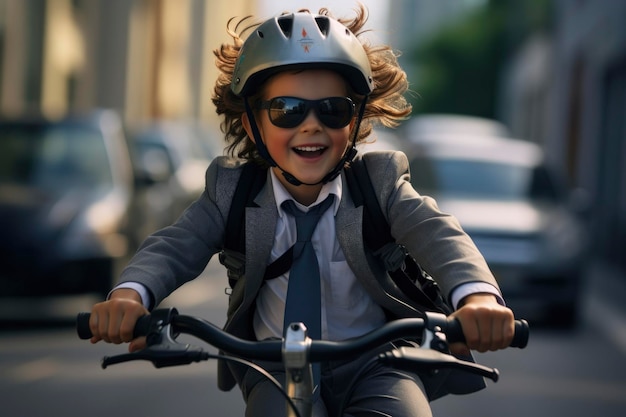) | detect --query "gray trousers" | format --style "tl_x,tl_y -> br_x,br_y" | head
239,342 -> 433,417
